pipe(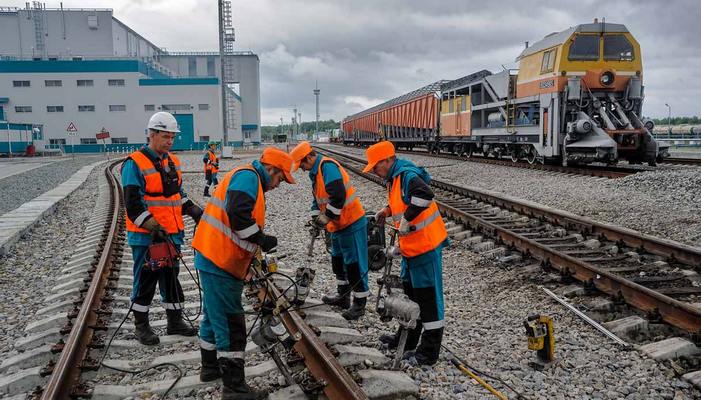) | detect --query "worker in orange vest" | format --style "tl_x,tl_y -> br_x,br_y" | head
121,112 -> 203,345
203,141 -> 219,197
192,147 -> 295,399
290,141 -> 370,320
364,140 -> 448,366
